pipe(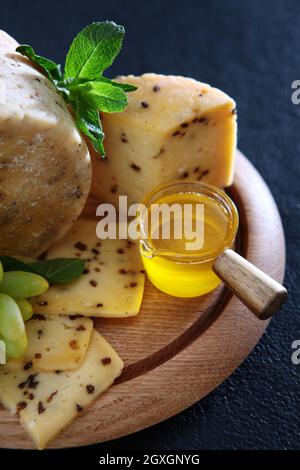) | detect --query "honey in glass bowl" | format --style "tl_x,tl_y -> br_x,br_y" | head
139,181 -> 239,297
